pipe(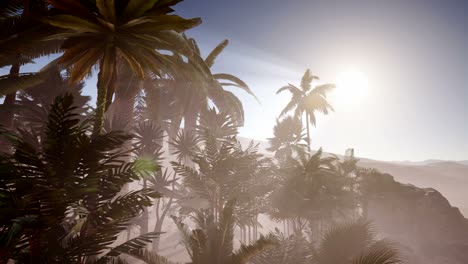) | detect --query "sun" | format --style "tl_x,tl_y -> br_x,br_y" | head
330,70 -> 369,107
